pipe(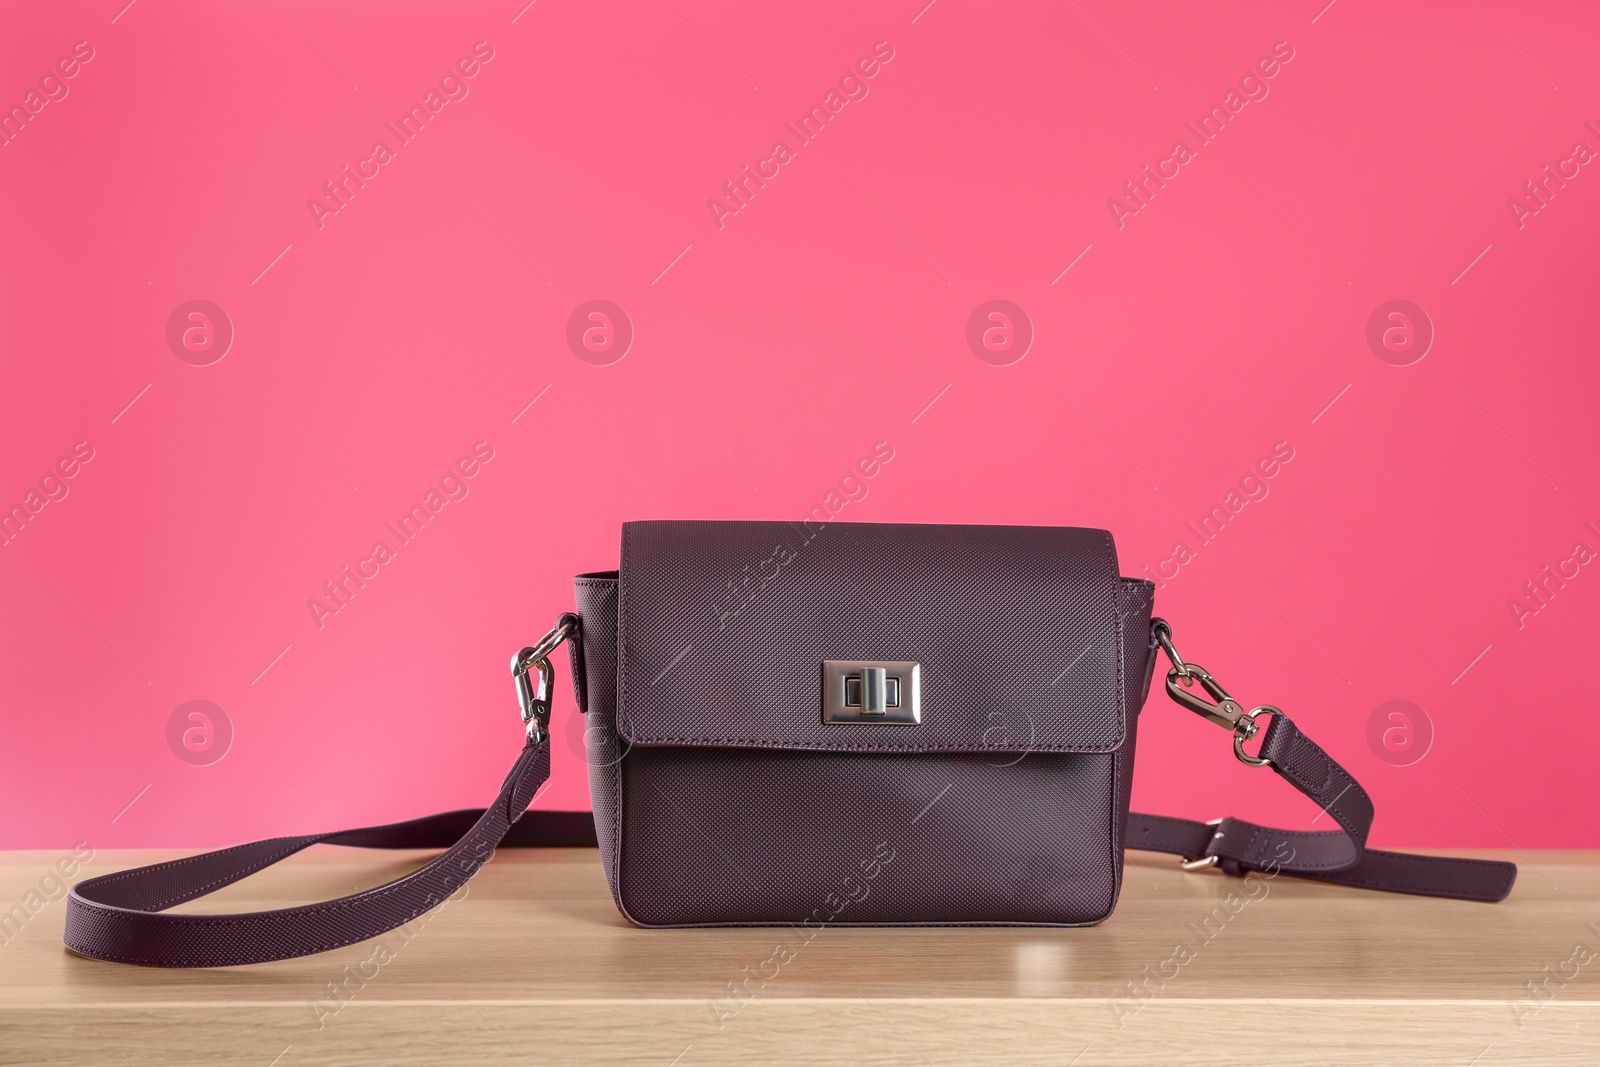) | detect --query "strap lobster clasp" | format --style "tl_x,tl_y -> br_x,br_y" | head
1152,620 -> 1270,757
1165,662 -> 1251,734
511,617 -> 577,743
